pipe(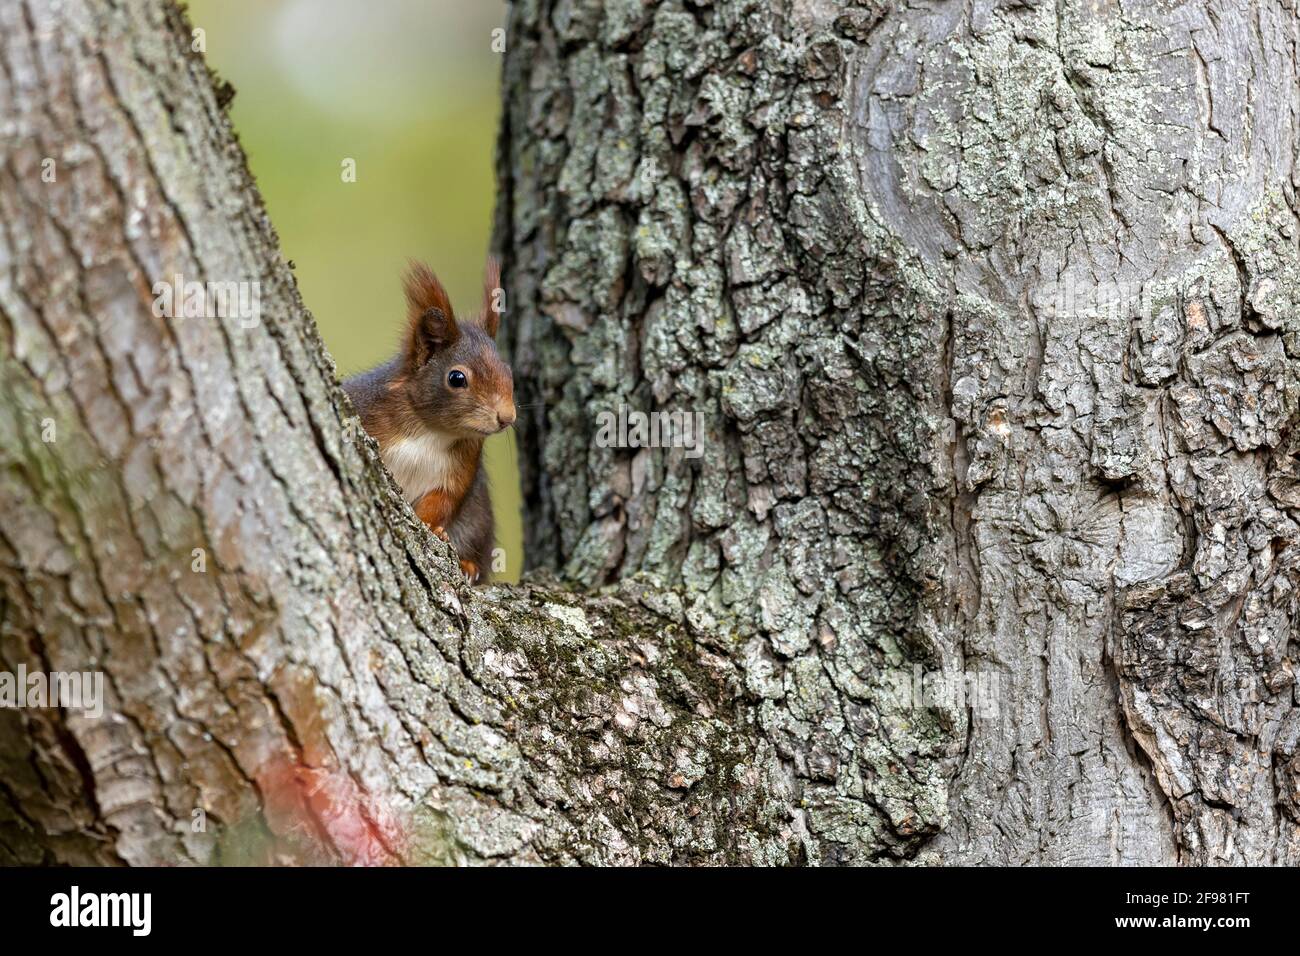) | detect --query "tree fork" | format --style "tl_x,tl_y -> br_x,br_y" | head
2,0 -> 1298,867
